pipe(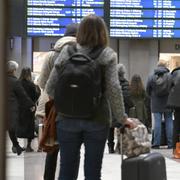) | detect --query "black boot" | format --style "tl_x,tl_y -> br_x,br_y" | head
12,145 -> 24,155
26,140 -> 34,152
108,143 -> 115,154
